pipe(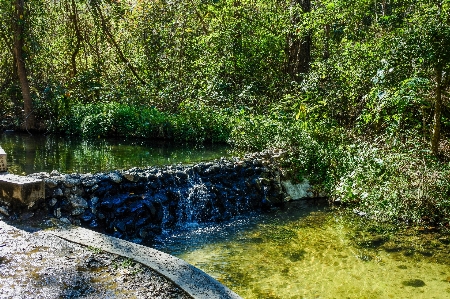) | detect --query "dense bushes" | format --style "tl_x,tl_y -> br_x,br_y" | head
47,101 -> 231,143
227,109 -> 450,225
329,139 -> 450,224
170,101 -> 232,143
